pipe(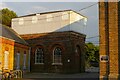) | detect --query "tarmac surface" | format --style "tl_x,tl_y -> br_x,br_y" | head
0,67 -> 99,80
23,67 -> 99,80
23,72 -> 99,80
